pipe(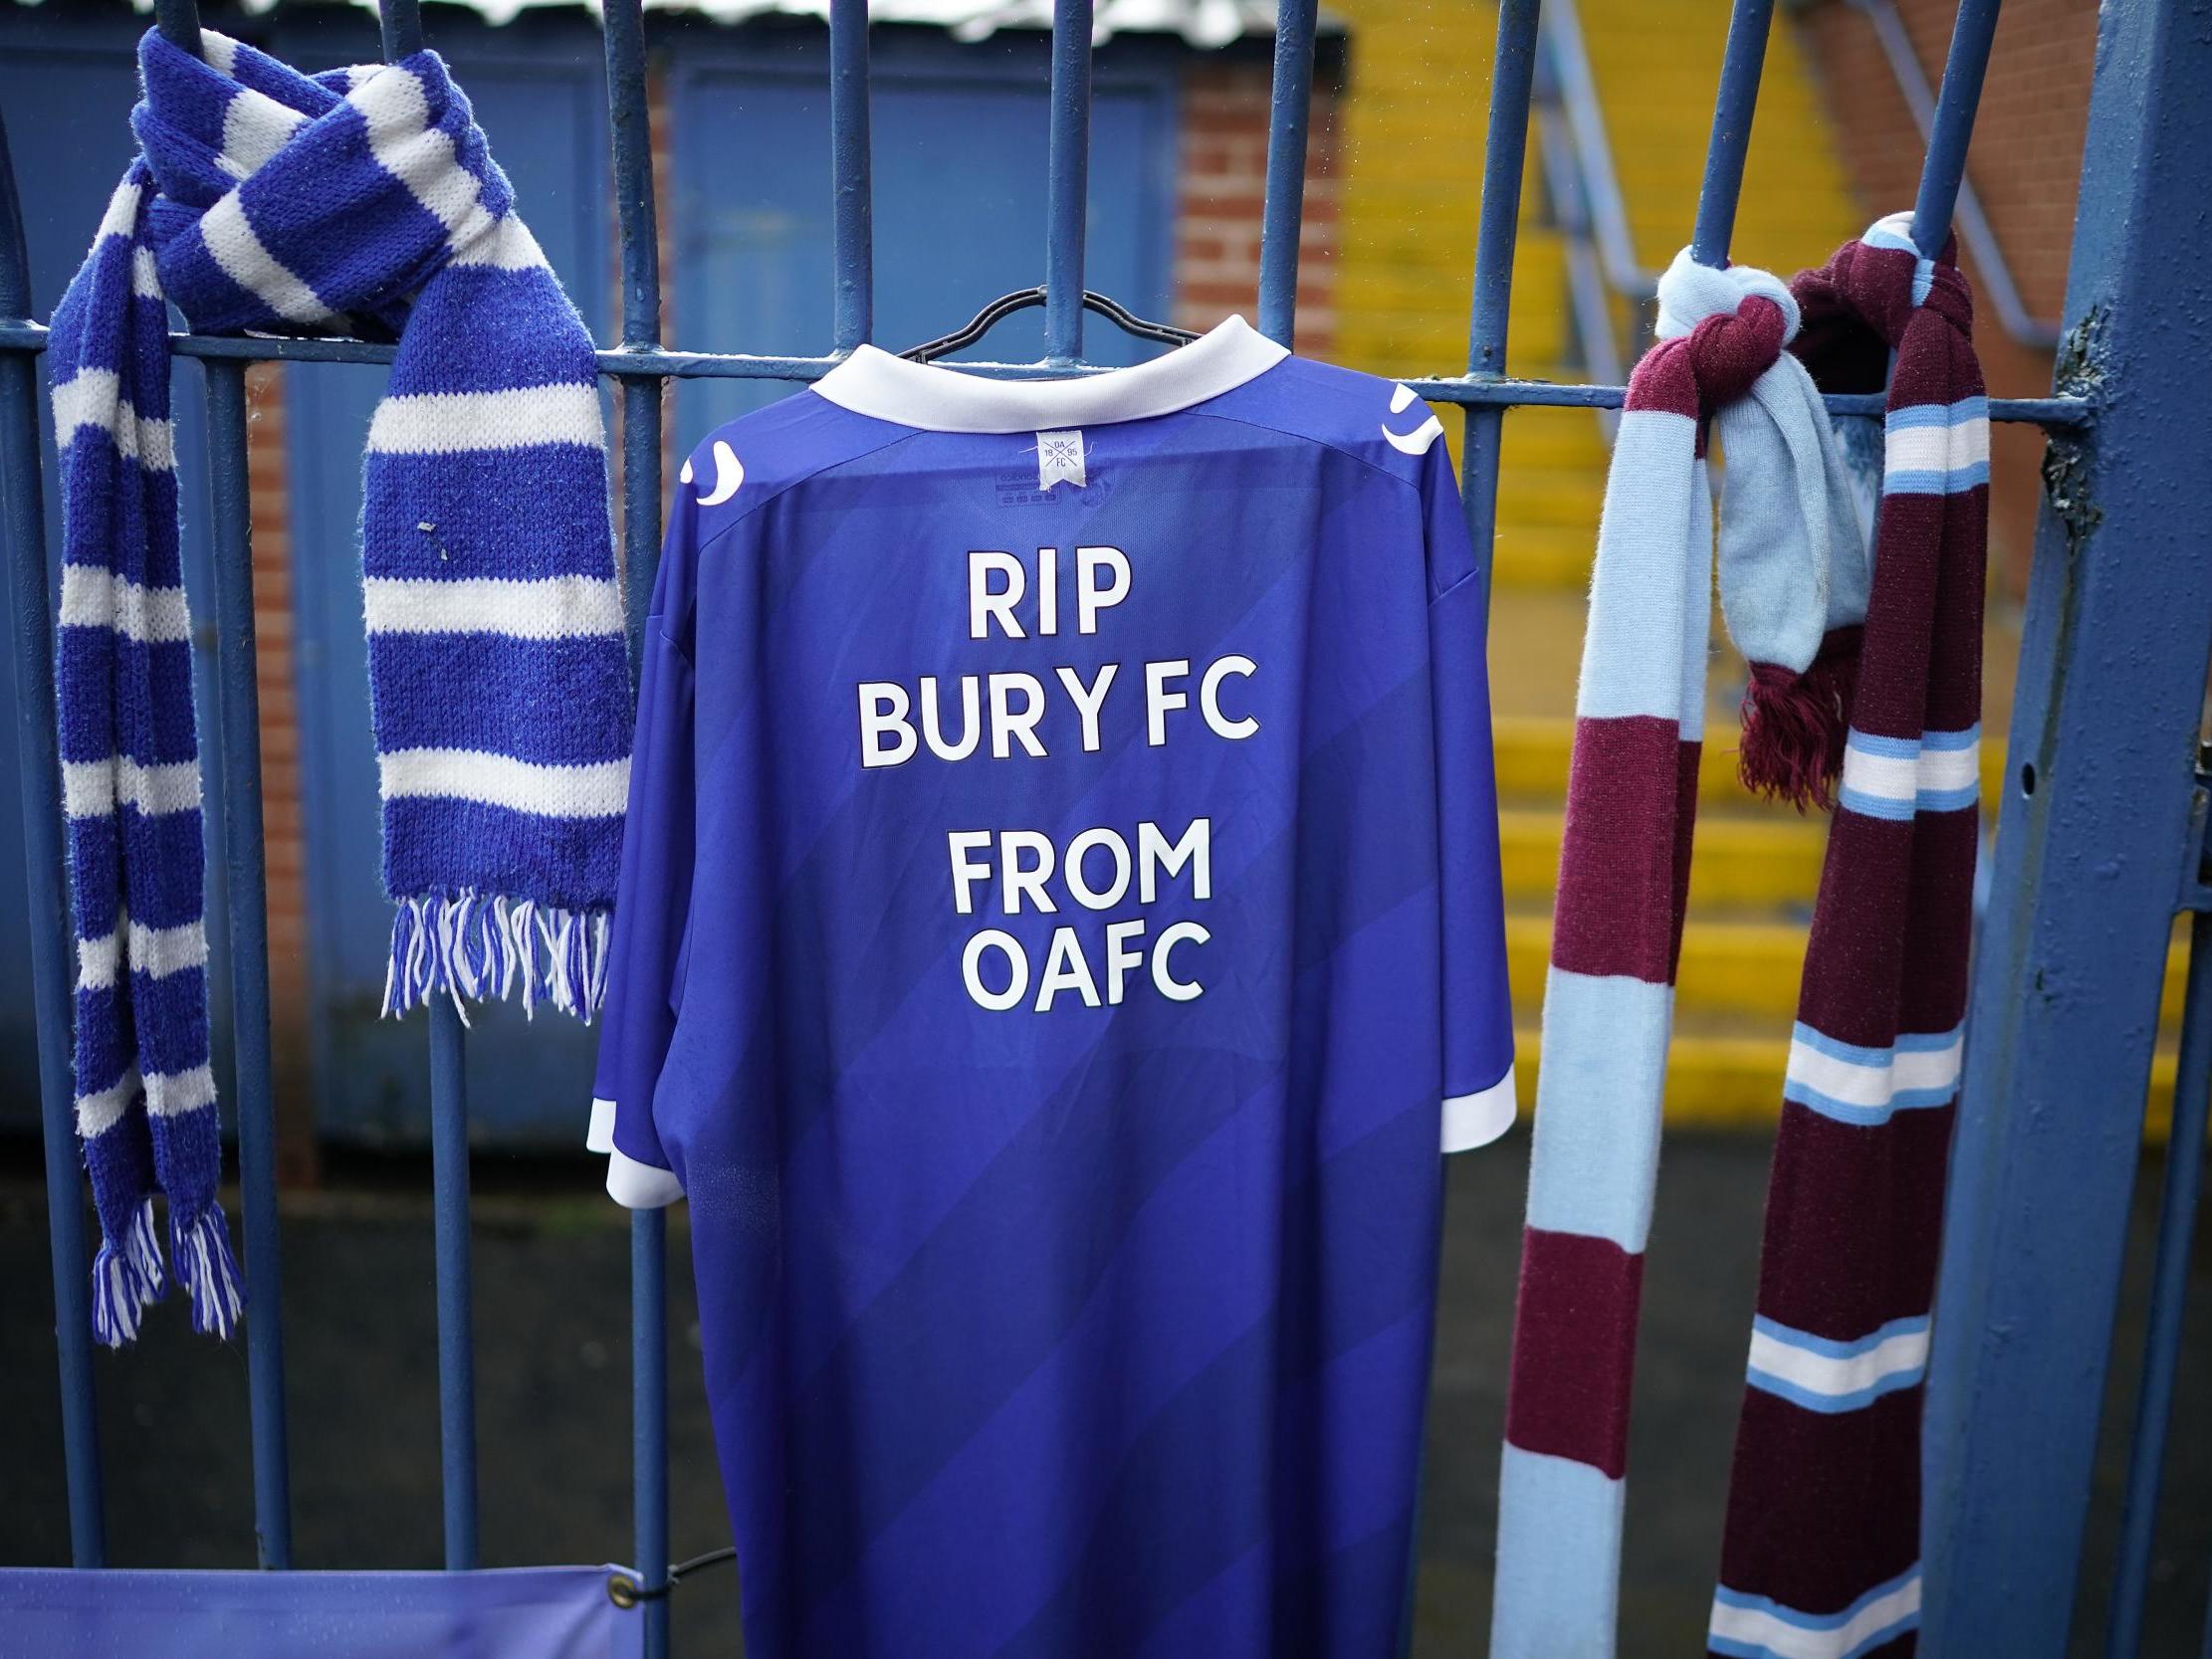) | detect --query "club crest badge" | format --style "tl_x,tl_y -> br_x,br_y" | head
1035,429 -> 1087,491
